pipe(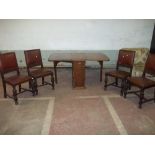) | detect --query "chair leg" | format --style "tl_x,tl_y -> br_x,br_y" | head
19,84 -> 21,92
139,89 -> 144,109
35,78 -> 38,95
154,88 -> 155,103
30,79 -> 37,96
13,86 -> 18,105
104,74 -> 108,90
33,78 -> 38,95
3,82 -> 7,98
29,81 -> 31,88
42,77 -> 44,85
120,79 -> 124,96
115,78 -> 118,86
124,80 -> 130,98
51,75 -> 55,90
